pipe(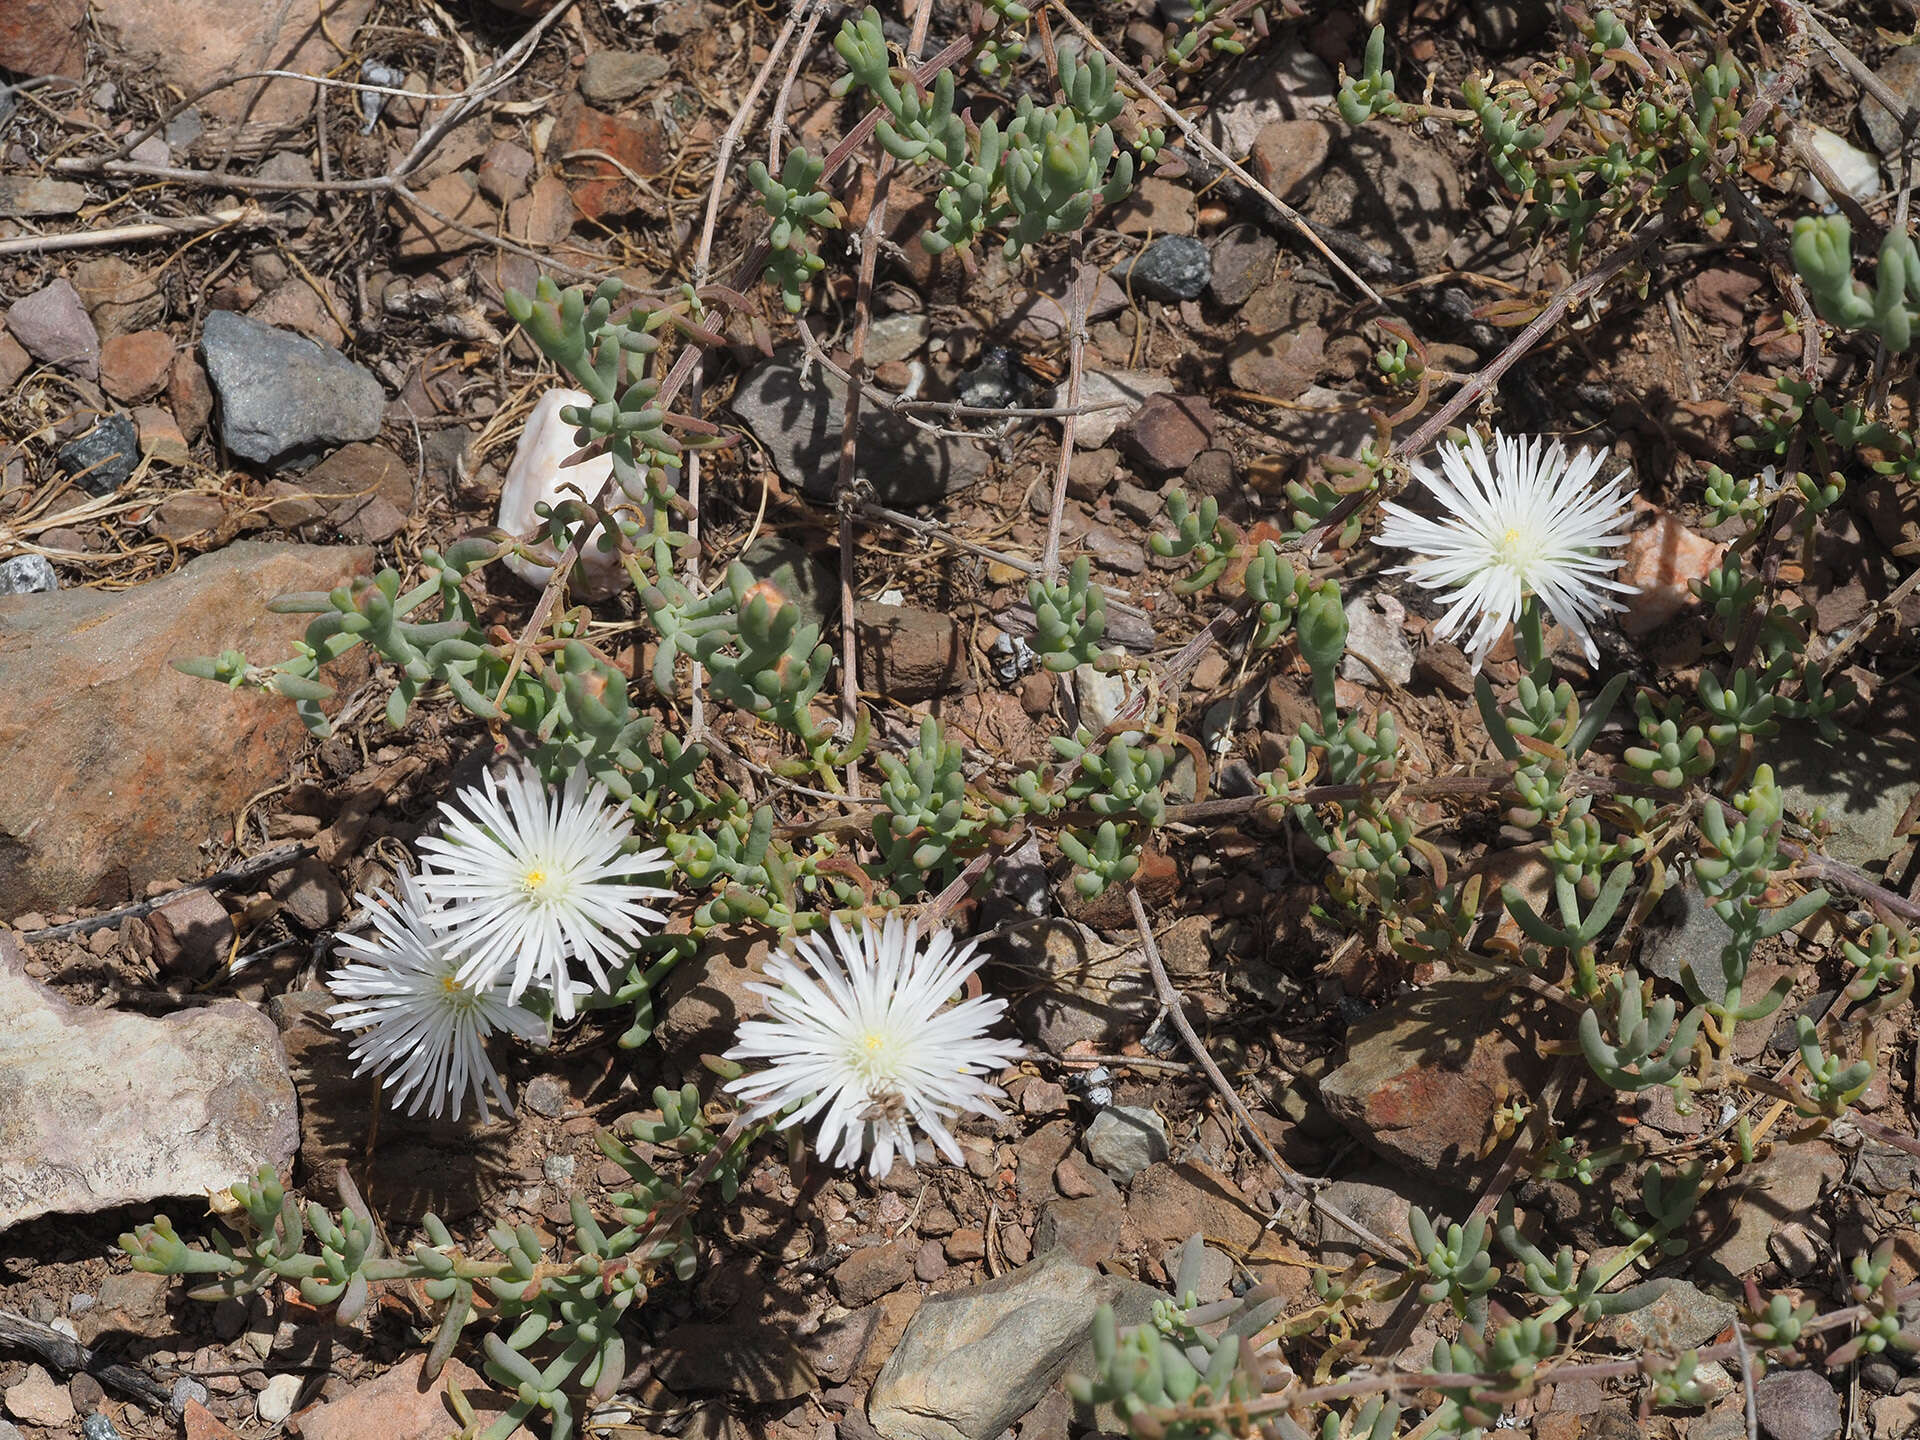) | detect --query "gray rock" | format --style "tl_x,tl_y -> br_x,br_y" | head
1005,919 -> 1153,1055
1597,1280 -> 1731,1351
81,1418 -> 124,1440
5,278 -> 100,379
521,1074 -> 569,1118
1755,1369 -> 1841,1440
1083,1105 -> 1169,1181
1122,235 -> 1210,302
1639,871 -> 1736,1004
0,556 -> 56,595
1771,720 -> 1920,872
201,309 -> 385,470
580,50 -> 671,105
57,412 -> 140,495
728,349 -> 988,506
735,534 -> 839,635
0,931 -> 299,1232
868,1252 -> 1160,1440
1864,47 -> 1920,159
170,1377 -> 209,1415
866,312 -> 930,367
1340,593 -> 1415,688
